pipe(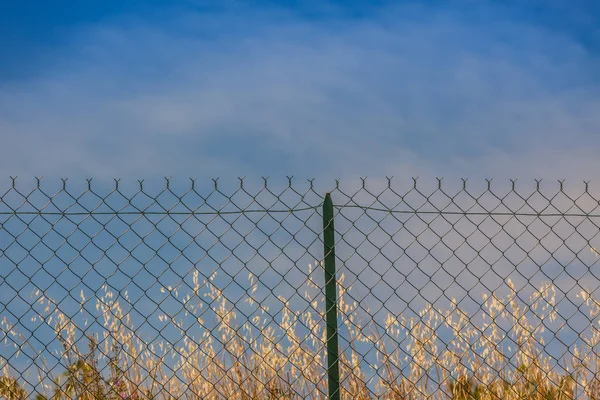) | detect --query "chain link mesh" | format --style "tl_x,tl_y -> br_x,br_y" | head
2,177 -> 600,399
